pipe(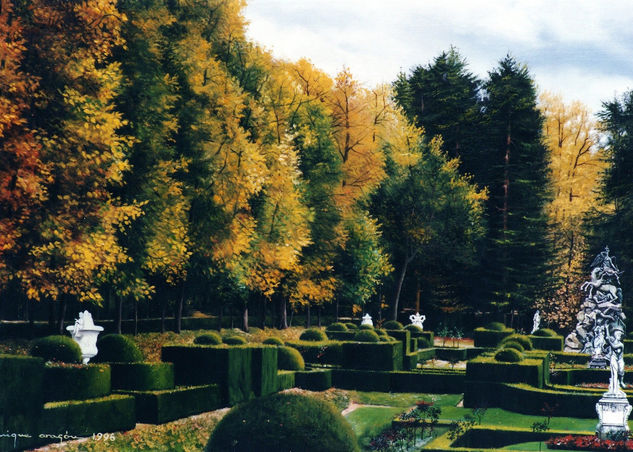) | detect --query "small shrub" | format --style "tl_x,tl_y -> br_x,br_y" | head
299,328 -> 328,342
325,322 -> 348,332
278,346 -> 305,371
206,392 -> 359,452
404,324 -> 424,333
345,323 -> 358,330
494,348 -> 523,363
501,340 -> 525,353
193,332 -> 222,345
359,324 -> 374,330
31,335 -> 82,363
353,330 -> 380,343
263,337 -> 284,346
94,334 -> 143,363
501,334 -> 533,350
485,321 -> 507,331
532,328 -> 558,337
382,320 -> 404,330
223,336 -> 247,345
